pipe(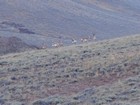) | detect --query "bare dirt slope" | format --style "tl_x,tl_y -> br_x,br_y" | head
0,35 -> 140,105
